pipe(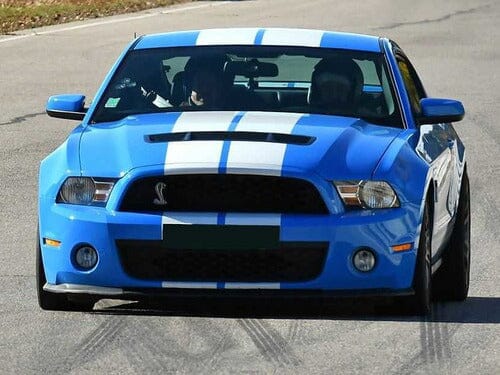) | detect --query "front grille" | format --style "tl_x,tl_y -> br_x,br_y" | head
119,174 -> 328,214
117,240 -> 328,282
